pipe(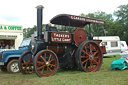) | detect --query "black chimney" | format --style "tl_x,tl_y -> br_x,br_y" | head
36,5 -> 44,40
